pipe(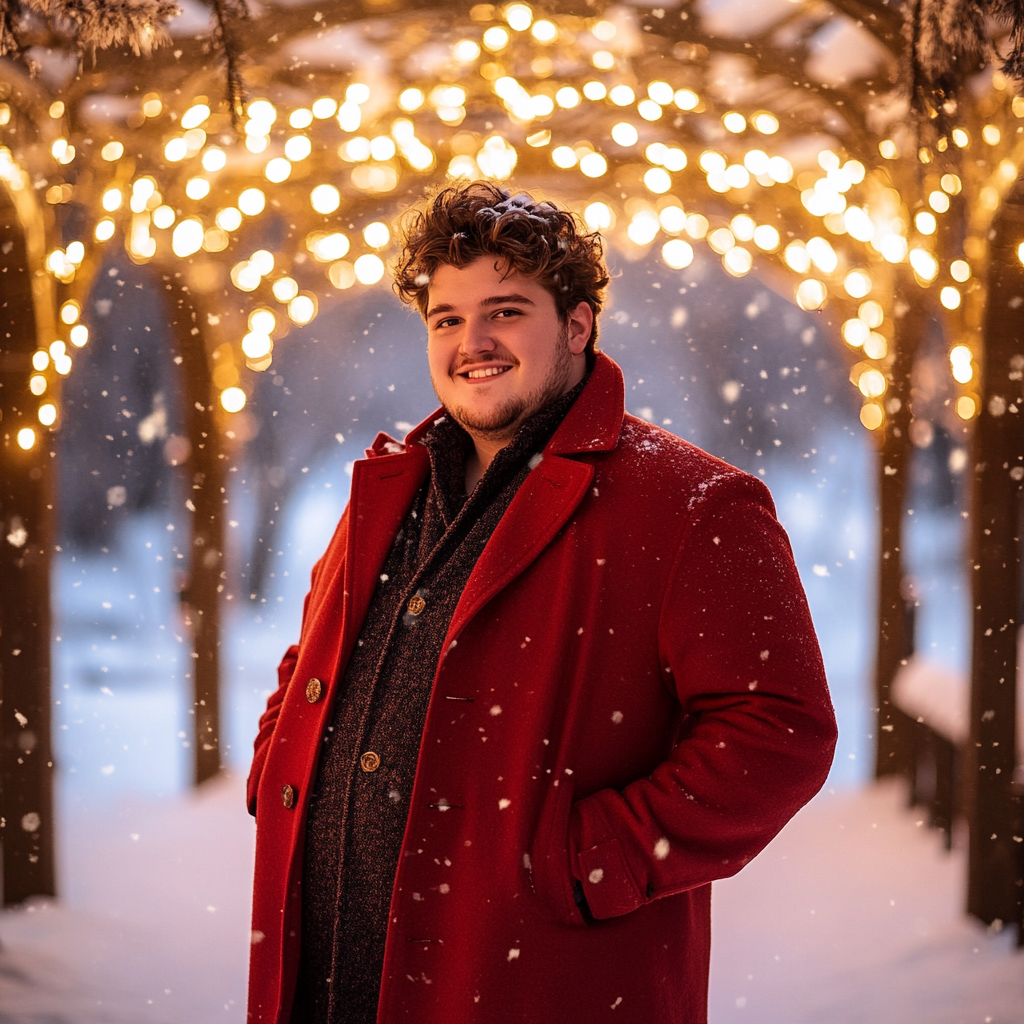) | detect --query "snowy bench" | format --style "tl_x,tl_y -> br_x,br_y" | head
893,653 -> 1023,849
892,654 -> 1024,769
891,653 -> 1024,942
